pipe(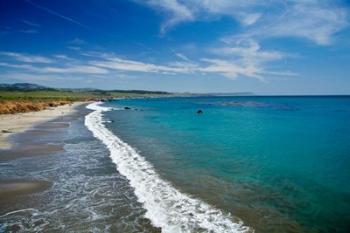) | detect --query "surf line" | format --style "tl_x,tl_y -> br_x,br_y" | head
85,102 -> 253,233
